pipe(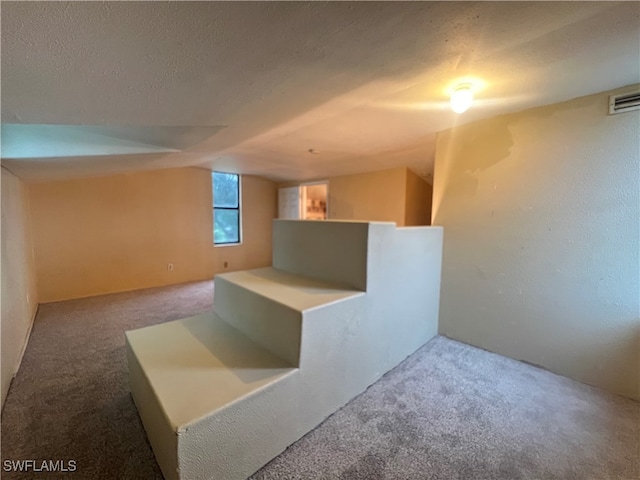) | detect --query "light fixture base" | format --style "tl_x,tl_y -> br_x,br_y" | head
450,84 -> 474,114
